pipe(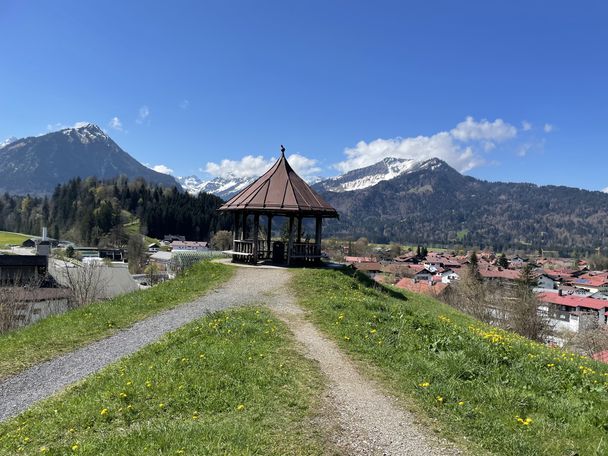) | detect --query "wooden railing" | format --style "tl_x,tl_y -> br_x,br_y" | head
232,240 -> 271,259
290,242 -> 321,259
232,240 -> 321,263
